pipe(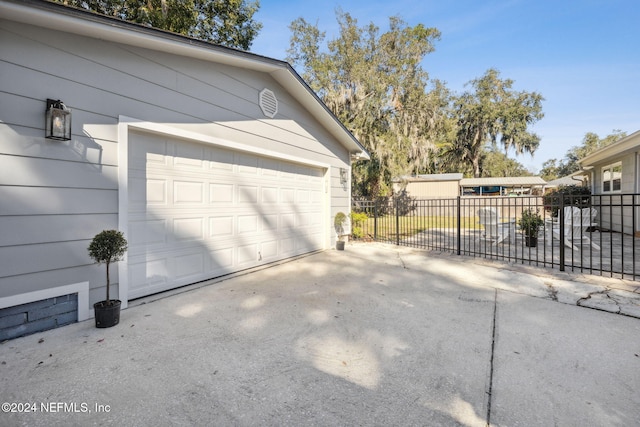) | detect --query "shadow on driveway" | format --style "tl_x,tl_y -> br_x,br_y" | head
2,242 -> 639,426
